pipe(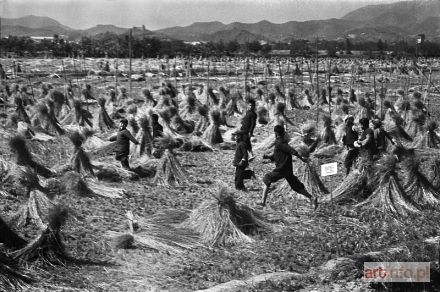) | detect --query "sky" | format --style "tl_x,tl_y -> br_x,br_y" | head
0,0 -> 405,30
